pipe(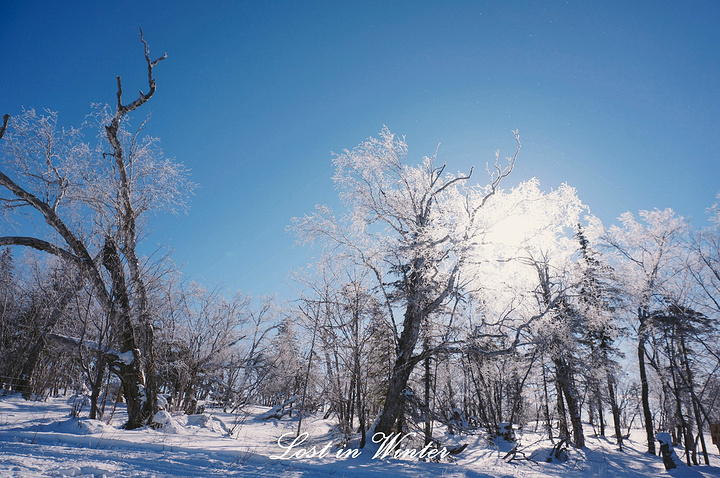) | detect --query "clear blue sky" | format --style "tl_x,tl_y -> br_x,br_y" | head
2,1 -> 719,299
